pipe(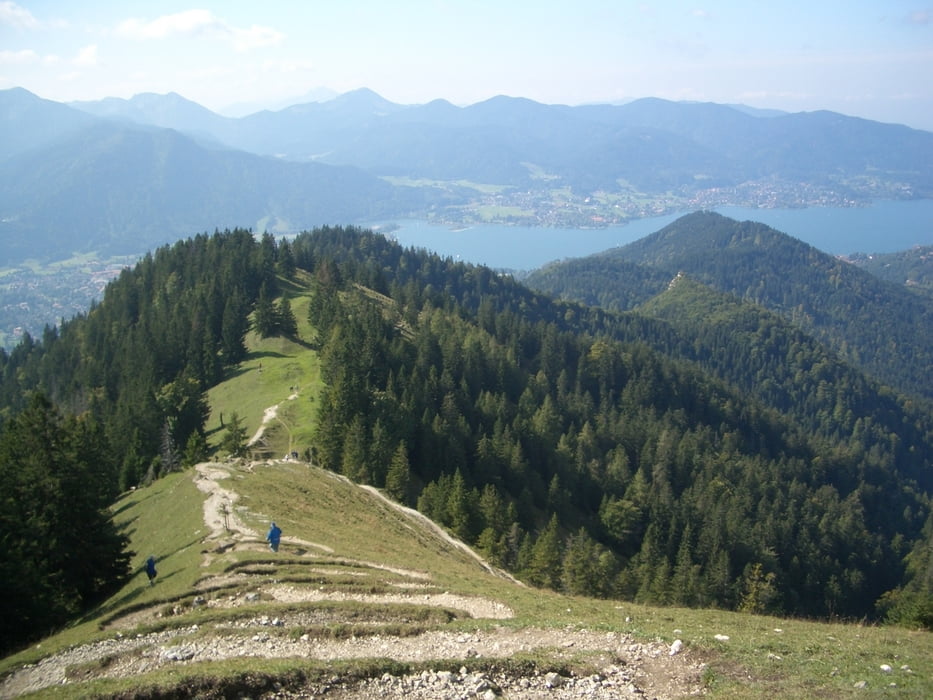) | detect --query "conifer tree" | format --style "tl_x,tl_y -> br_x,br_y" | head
385,442 -> 411,503
183,430 -> 209,467
341,415 -> 369,482
738,562 -> 780,614
0,394 -> 130,653
561,527 -> 601,595
446,470 -> 476,542
253,283 -> 277,338
158,419 -> 180,476
221,411 -> 249,458
221,290 -> 249,363
276,297 -> 298,337
525,514 -> 563,589
277,238 -> 296,279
